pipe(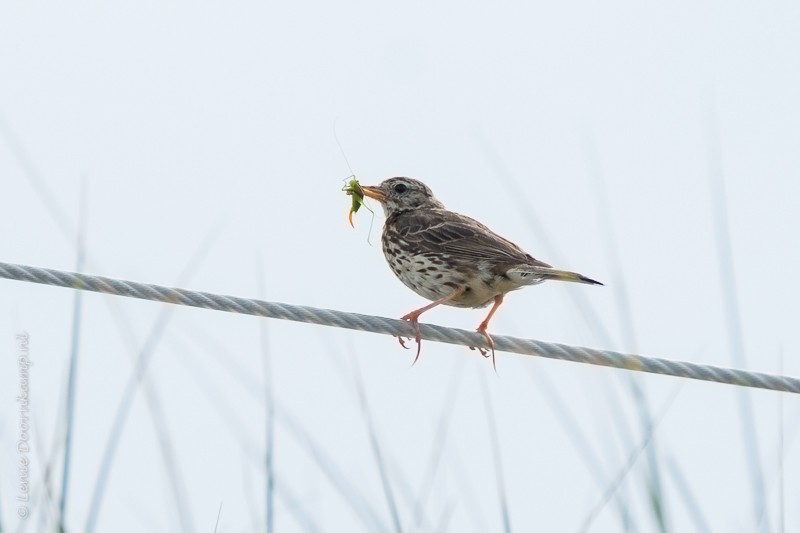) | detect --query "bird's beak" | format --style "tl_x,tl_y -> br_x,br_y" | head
360,185 -> 386,203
